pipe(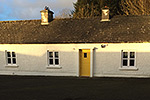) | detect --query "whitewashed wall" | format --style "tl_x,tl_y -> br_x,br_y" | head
0,43 -> 150,78
94,43 -> 150,78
